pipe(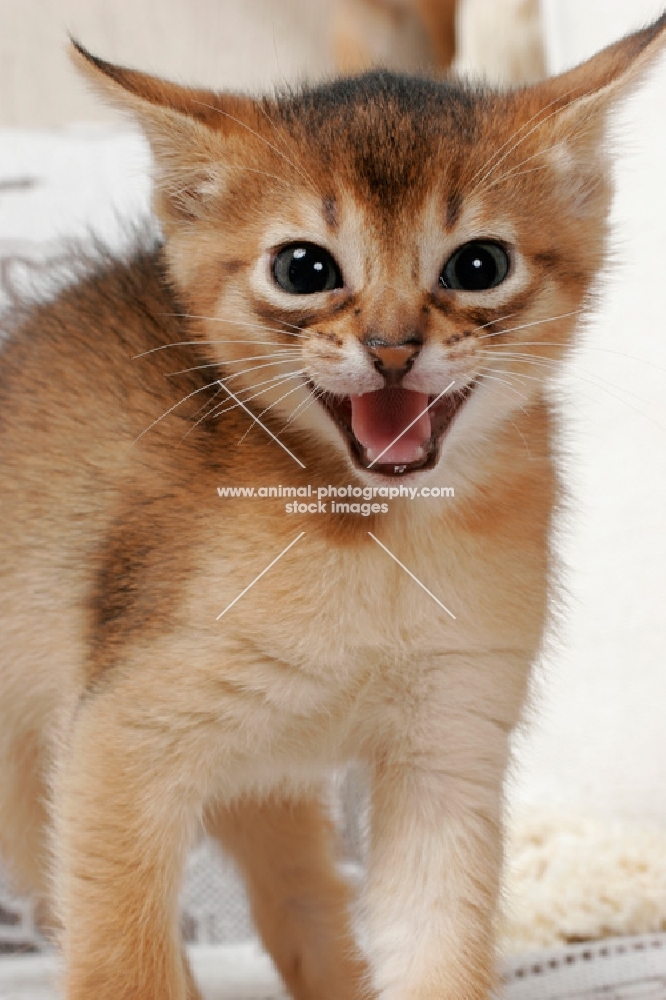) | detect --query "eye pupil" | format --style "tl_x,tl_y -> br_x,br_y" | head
273,243 -> 342,295
440,241 -> 509,291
